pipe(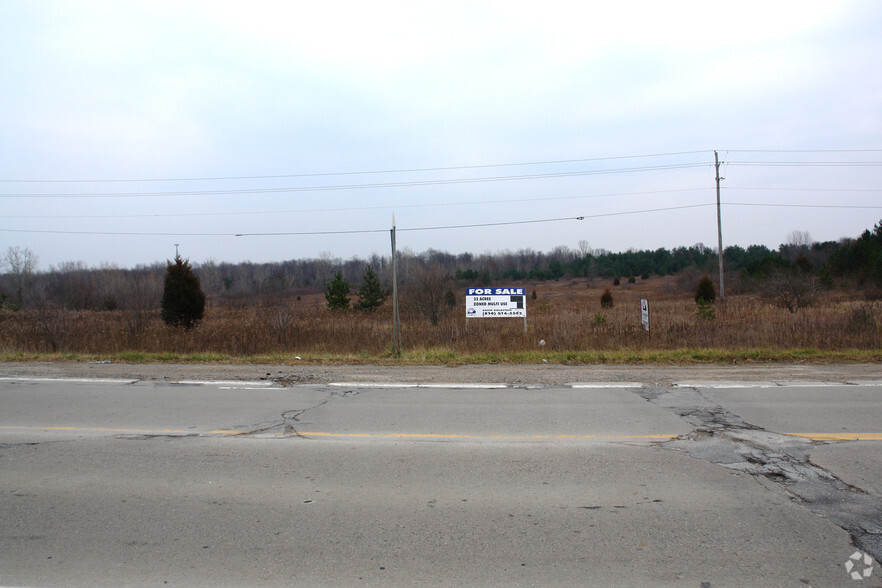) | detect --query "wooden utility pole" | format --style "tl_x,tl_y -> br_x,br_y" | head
715,151 -> 725,300
390,215 -> 401,356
